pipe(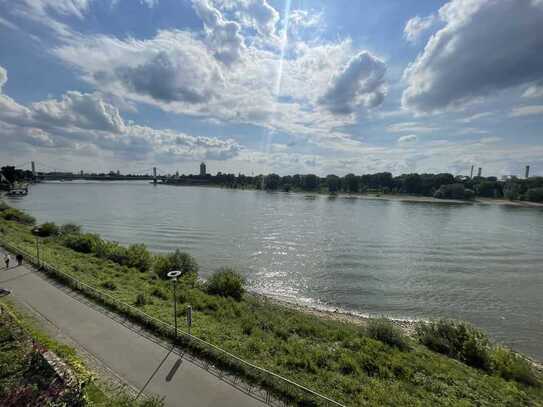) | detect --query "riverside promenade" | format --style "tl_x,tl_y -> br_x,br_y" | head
0,247 -> 266,407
